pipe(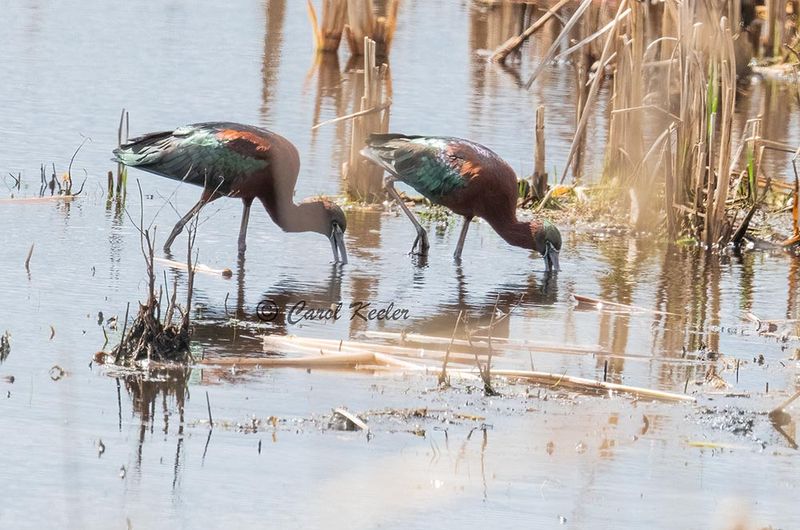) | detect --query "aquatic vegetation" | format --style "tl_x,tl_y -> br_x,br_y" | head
108,186 -> 197,366
492,0 -> 797,252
